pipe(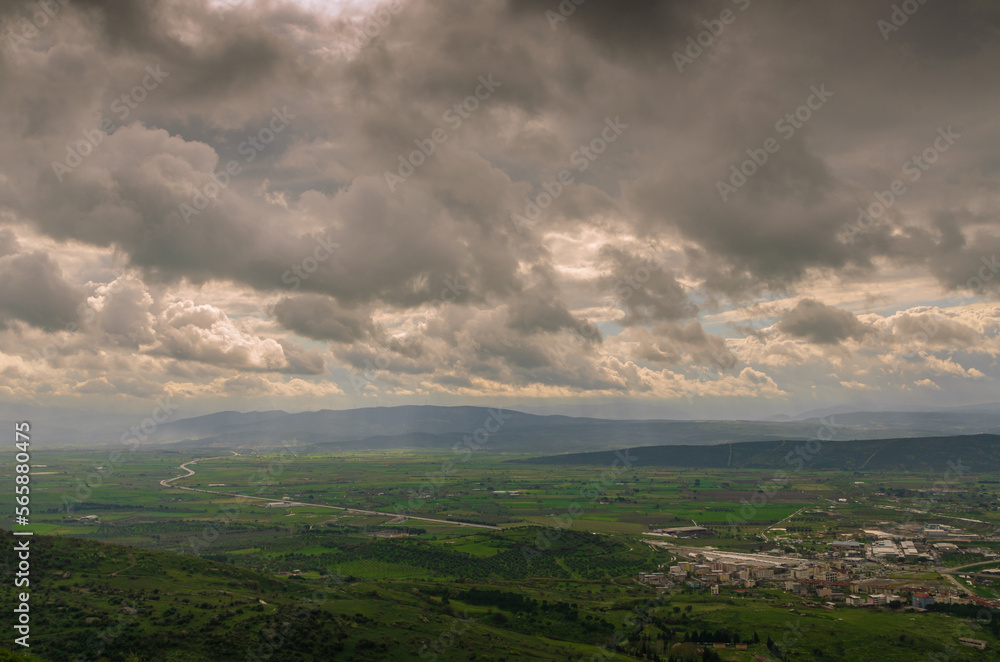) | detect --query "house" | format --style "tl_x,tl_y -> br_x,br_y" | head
638,572 -> 667,586
959,638 -> 987,651
846,595 -> 865,607
912,593 -> 935,609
